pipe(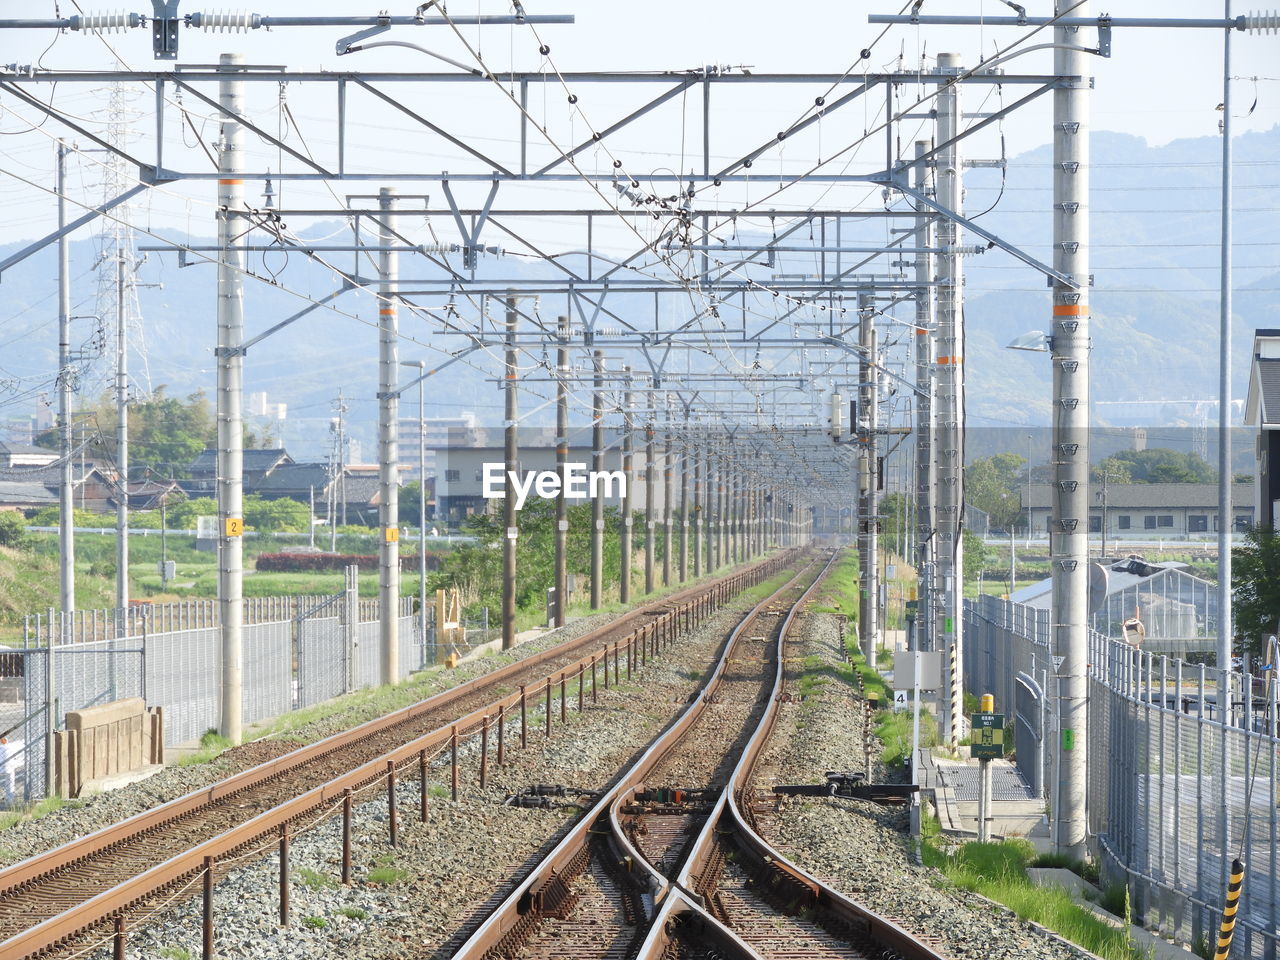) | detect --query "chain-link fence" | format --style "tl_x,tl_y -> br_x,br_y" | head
5,582 -> 432,806
966,594 -> 1279,959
